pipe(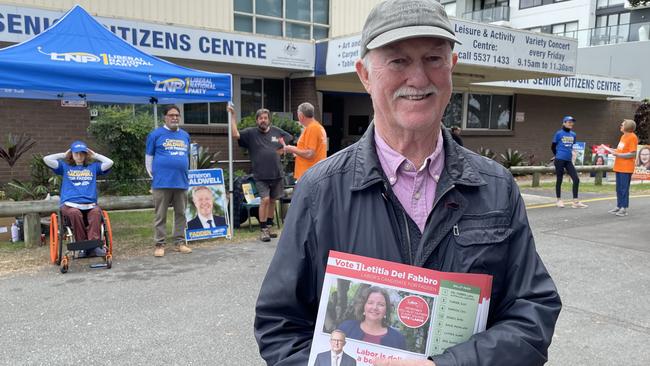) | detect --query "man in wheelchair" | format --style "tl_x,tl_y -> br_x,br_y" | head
44,141 -> 113,257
